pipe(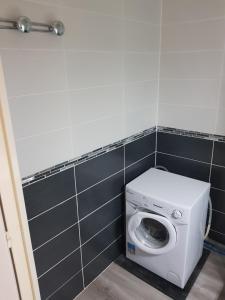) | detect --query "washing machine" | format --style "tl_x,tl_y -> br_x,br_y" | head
126,168 -> 210,288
